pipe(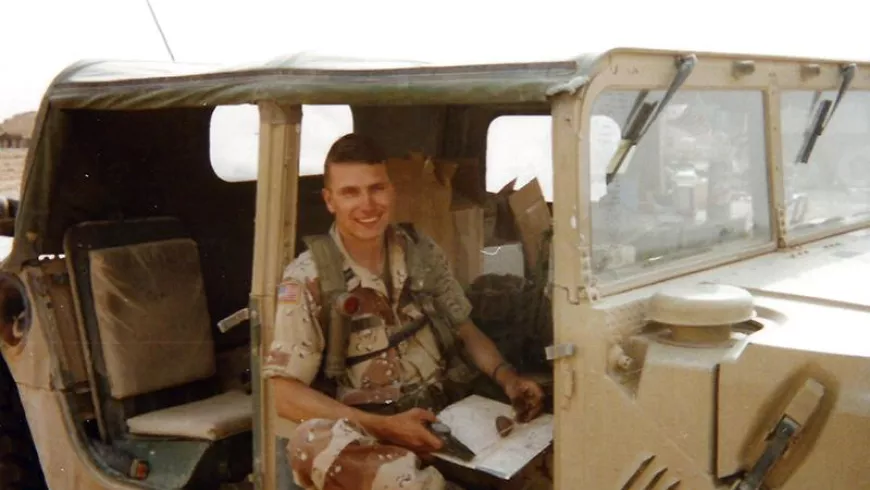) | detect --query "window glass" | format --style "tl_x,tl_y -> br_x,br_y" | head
589,90 -> 772,282
780,90 -> 870,234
